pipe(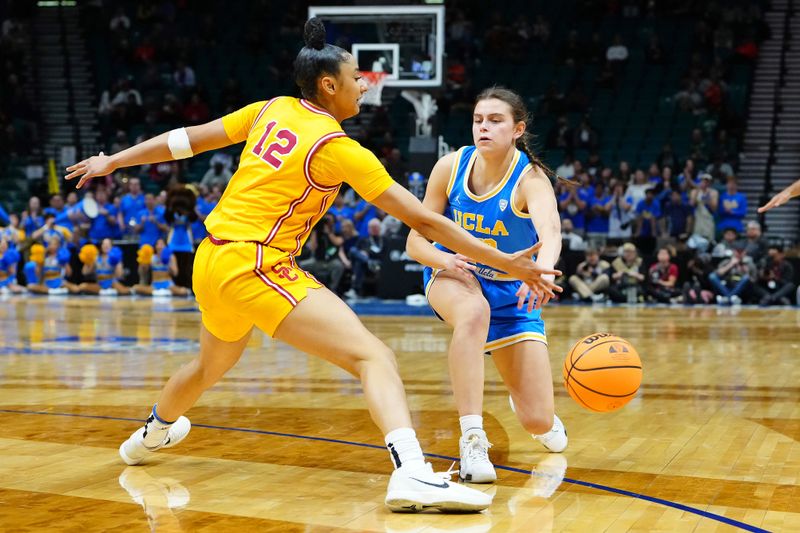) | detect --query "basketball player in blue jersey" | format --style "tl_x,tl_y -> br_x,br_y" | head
407,87 -> 567,484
